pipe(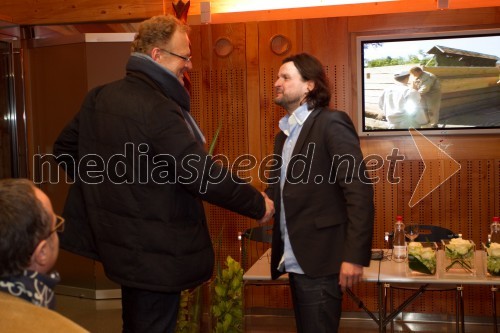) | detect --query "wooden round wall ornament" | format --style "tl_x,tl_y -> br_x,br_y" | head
214,37 -> 234,58
270,34 -> 291,55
